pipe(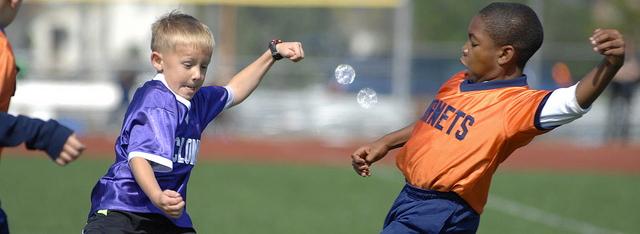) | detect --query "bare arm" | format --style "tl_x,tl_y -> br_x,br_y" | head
351,123 -> 415,177
226,42 -> 304,107
129,157 -> 185,218
575,29 -> 625,108
374,123 -> 415,150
